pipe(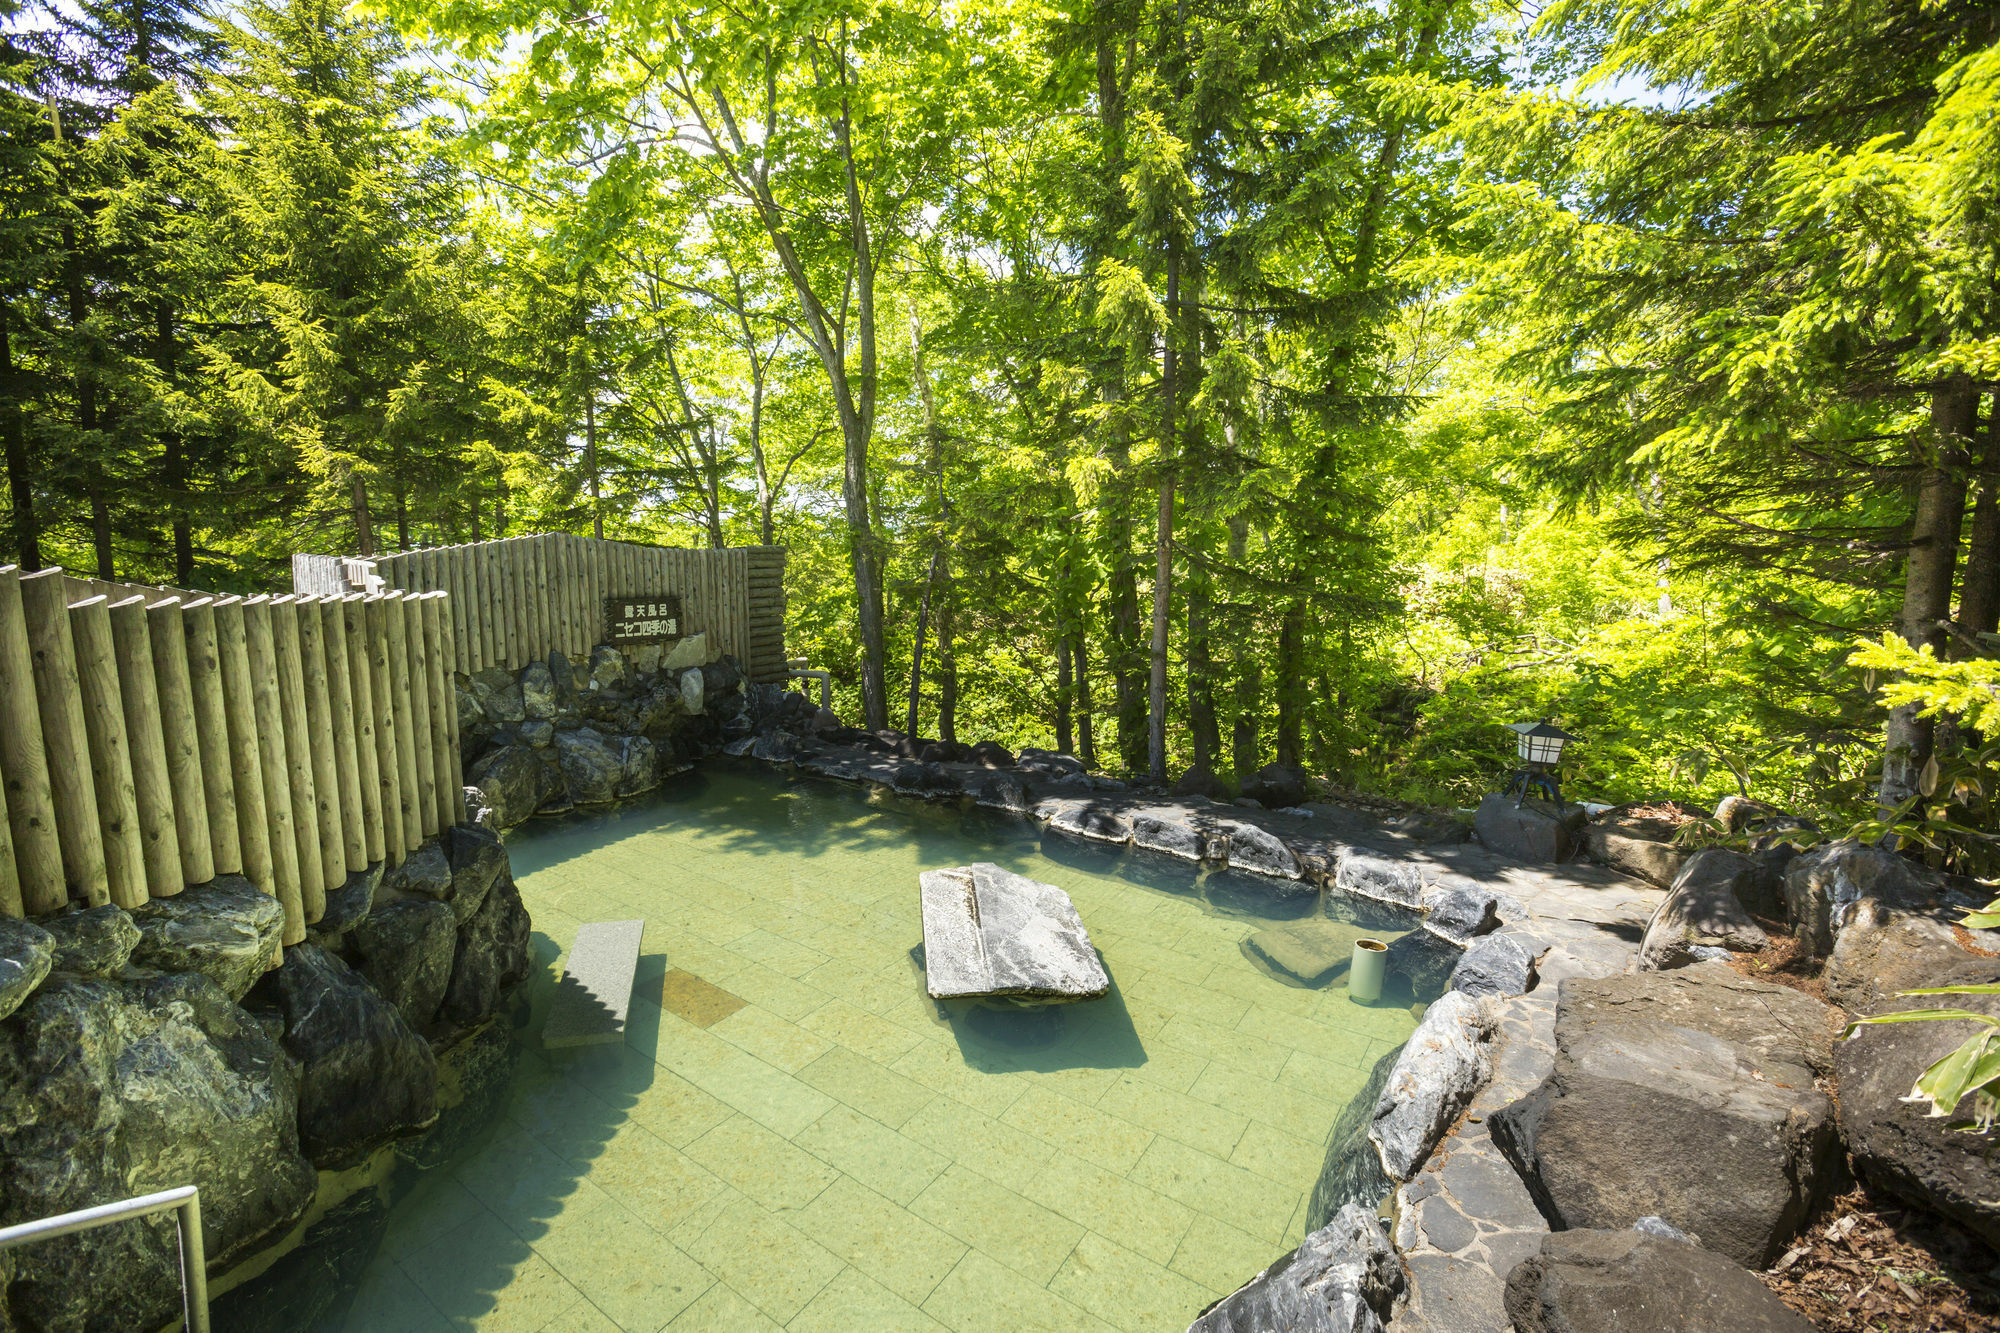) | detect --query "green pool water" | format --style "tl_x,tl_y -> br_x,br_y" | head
224,765 -> 1435,1332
